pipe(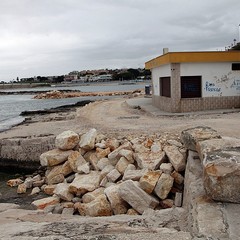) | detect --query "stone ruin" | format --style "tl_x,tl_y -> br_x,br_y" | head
7,126 -> 240,218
